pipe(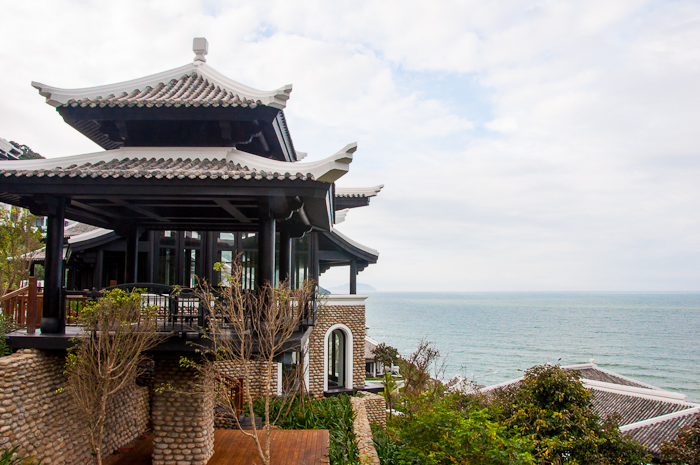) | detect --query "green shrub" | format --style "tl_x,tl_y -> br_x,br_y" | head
256,395 -> 360,465
0,313 -> 14,357
387,394 -> 534,465
0,447 -> 43,465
